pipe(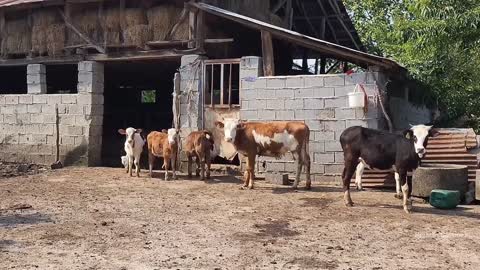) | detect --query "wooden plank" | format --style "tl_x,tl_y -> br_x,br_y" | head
188,9 -> 197,48
0,55 -> 85,66
326,0 -> 361,50
166,7 -> 188,40
228,63 -> 232,108
261,30 -> 275,76
147,38 -> 234,48
195,10 -> 205,51
58,9 -> 106,54
86,49 -> 186,62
